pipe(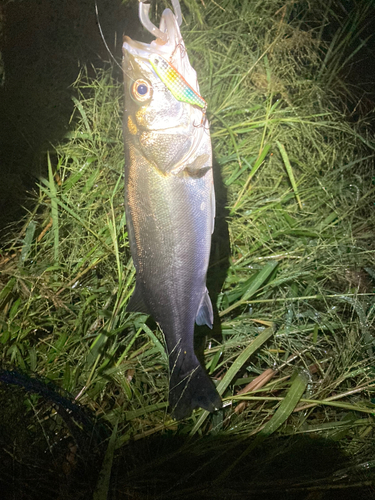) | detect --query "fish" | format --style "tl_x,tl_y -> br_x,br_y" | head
122,0 -> 222,419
